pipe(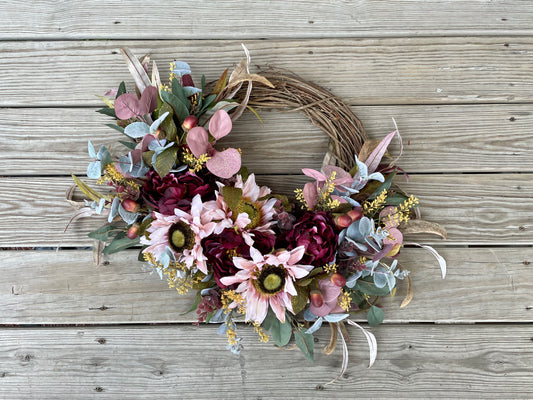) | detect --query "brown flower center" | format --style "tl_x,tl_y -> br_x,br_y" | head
254,264 -> 286,295
168,221 -> 195,253
235,199 -> 262,230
